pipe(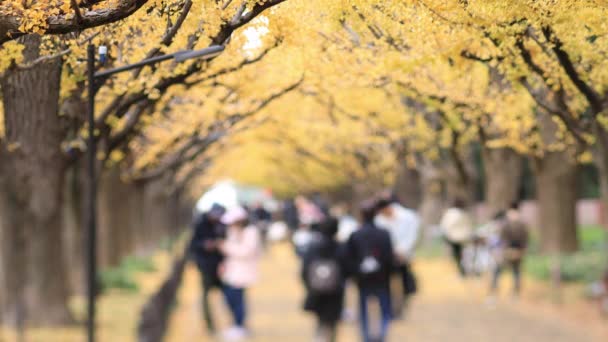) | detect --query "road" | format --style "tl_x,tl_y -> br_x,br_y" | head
165,243 -> 602,342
